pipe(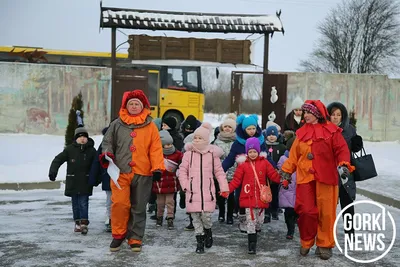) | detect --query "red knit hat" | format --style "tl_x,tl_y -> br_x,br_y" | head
121,90 -> 150,109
